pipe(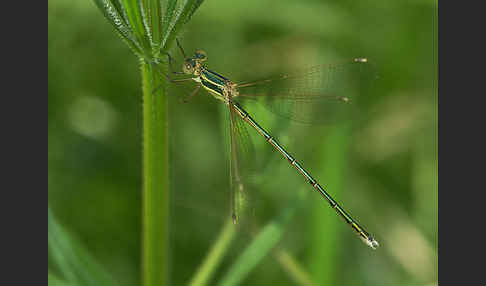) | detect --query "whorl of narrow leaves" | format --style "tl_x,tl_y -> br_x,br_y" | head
93,0 -> 205,60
